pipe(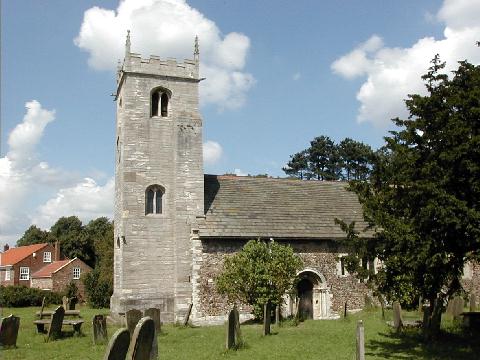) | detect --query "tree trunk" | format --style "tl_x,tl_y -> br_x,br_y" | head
423,297 -> 443,341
